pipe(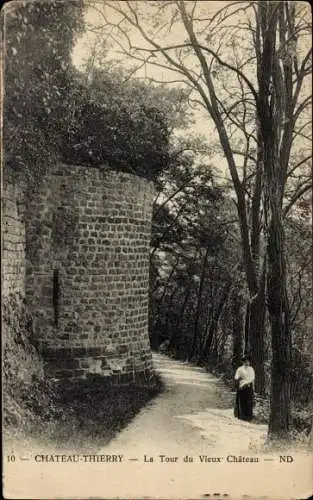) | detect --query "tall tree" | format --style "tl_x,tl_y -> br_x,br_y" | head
88,0 -> 312,436
255,1 -> 311,438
